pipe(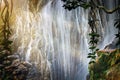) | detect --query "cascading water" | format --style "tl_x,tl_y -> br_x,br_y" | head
97,0 -> 118,49
12,0 -> 89,80
11,0 -> 117,80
